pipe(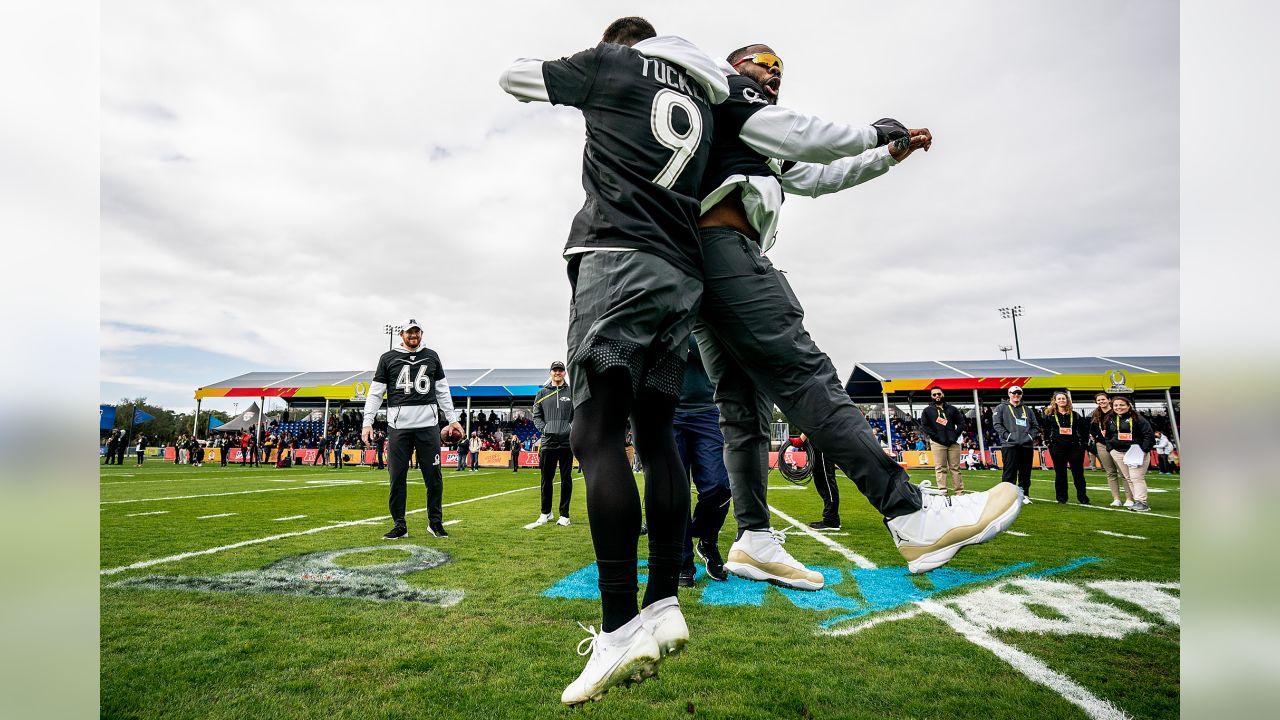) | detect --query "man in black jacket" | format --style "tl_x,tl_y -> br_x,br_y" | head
992,385 -> 1039,503
919,386 -> 967,494
532,361 -> 574,526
